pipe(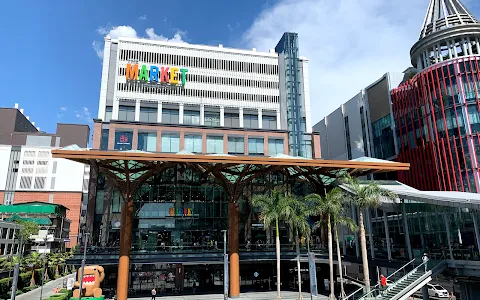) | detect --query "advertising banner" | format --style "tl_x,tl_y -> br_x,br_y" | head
308,252 -> 318,297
